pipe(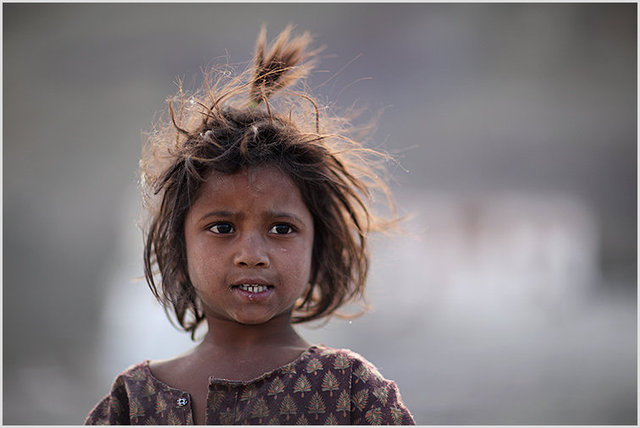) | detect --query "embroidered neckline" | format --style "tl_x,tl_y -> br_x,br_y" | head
142,344 -> 325,392
207,344 -> 321,386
